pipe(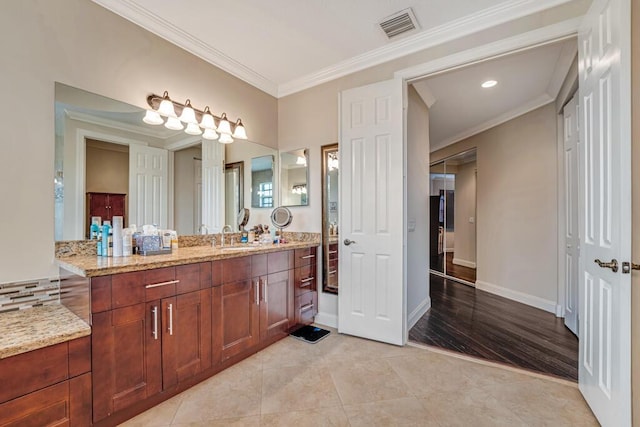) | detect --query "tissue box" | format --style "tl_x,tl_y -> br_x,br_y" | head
135,235 -> 172,256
